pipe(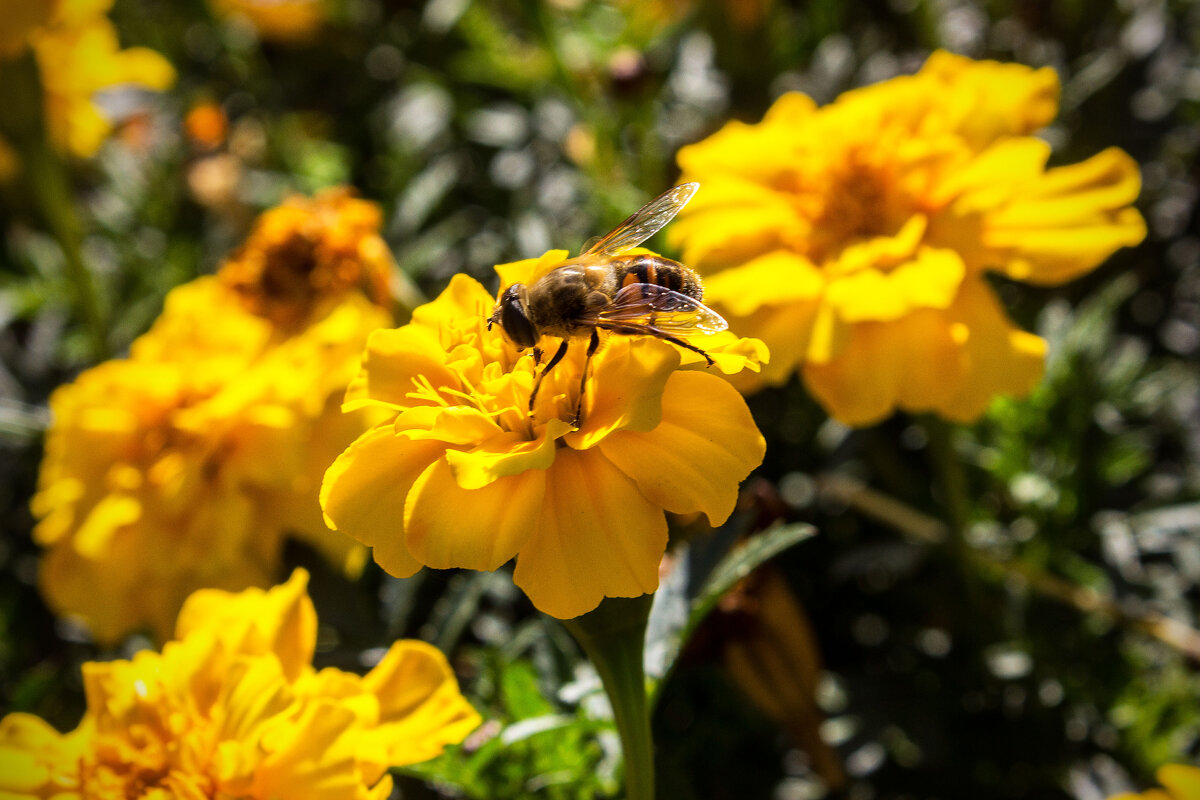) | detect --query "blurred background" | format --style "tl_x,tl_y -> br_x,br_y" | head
1,0 -> 1198,797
